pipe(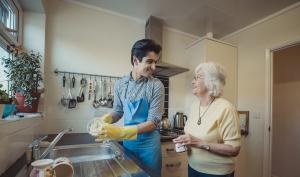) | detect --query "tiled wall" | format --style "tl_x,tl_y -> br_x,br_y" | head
157,77 -> 169,117
0,117 -> 42,175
